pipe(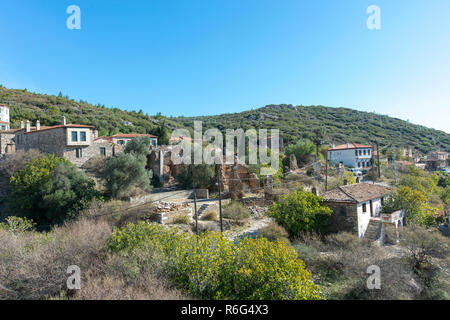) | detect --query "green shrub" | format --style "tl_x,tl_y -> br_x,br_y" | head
222,201 -> 250,223
100,152 -> 152,199
267,189 -> 332,237
108,222 -> 321,300
8,155 -> 98,229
